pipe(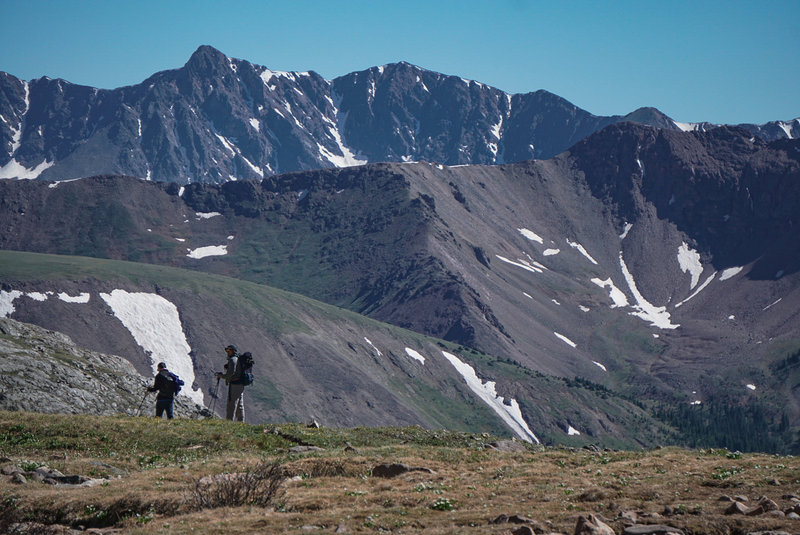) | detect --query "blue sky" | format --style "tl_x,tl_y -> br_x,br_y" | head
1,0 -> 797,125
